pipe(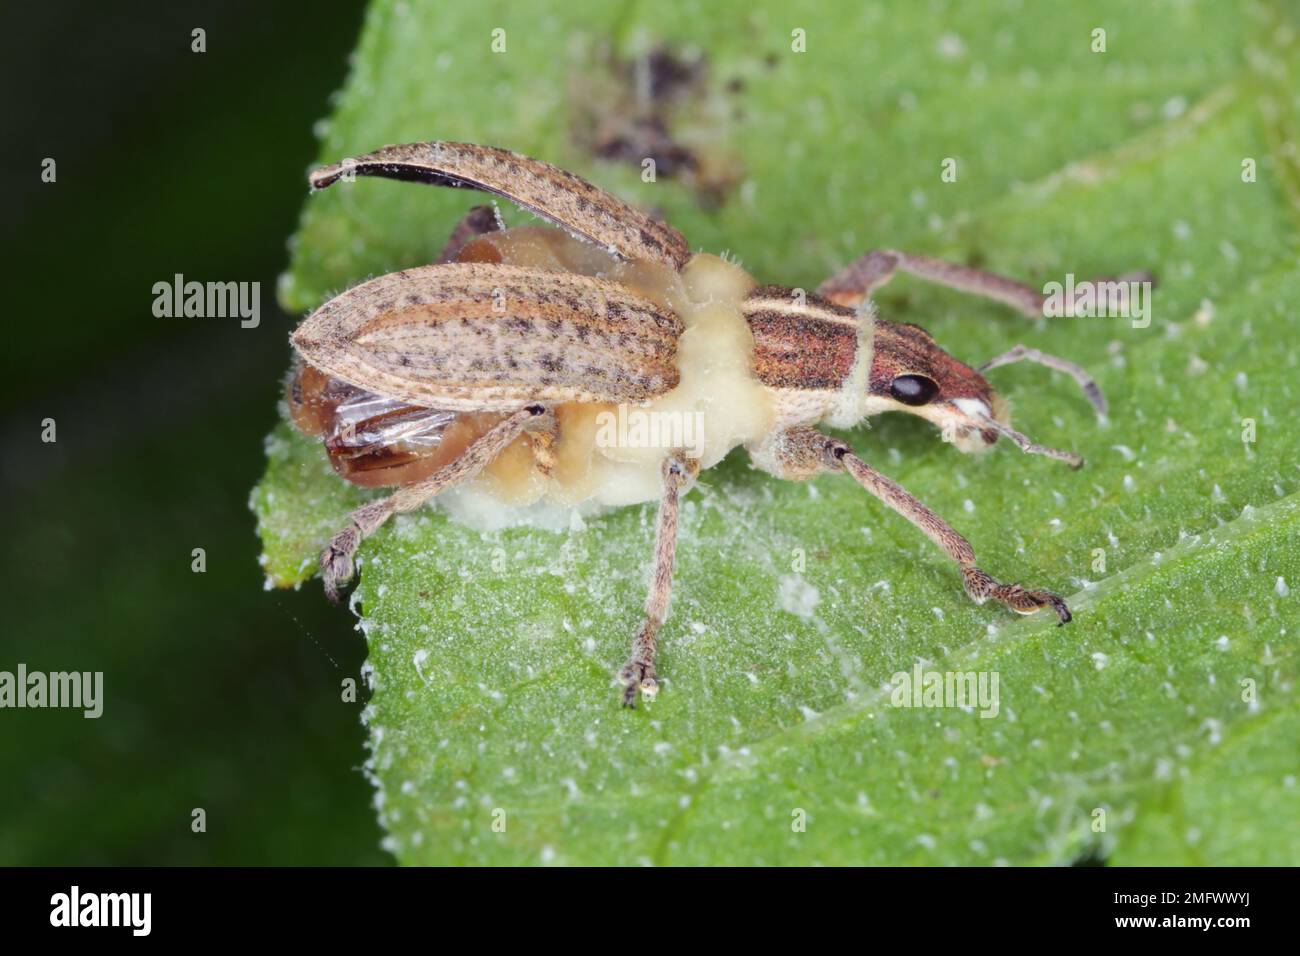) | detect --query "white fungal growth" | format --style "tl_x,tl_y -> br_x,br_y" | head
428,235 -> 776,529
777,574 -> 821,619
